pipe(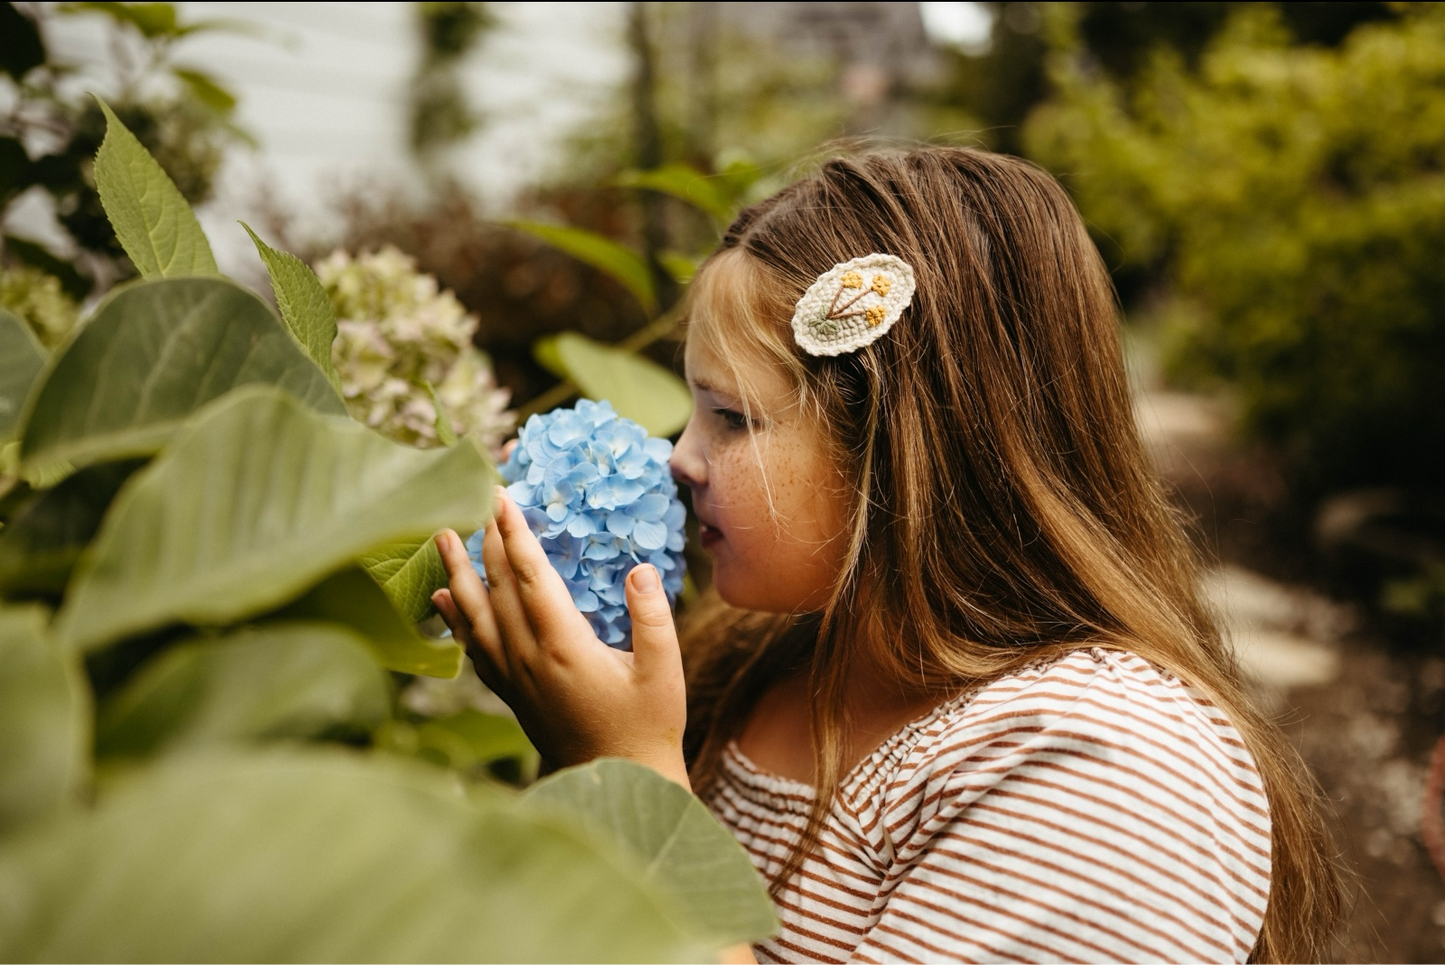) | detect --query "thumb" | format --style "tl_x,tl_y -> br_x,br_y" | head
625,564 -> 680,673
